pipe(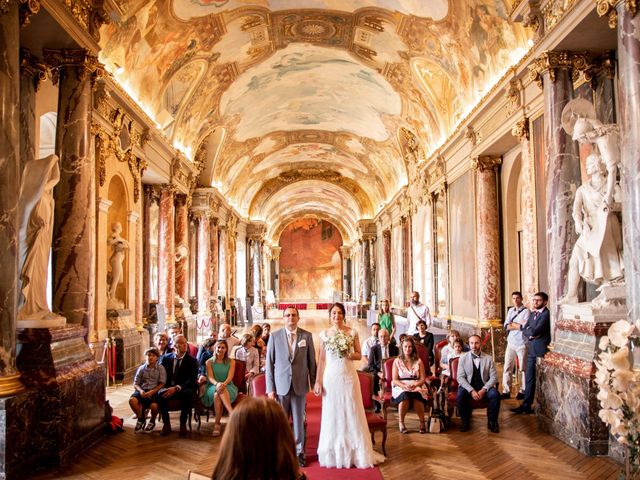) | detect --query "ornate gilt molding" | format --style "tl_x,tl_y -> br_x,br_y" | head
528,51 -> 590,89
464,125 -> 480,146
597,0 -> 637,29
128,156 -> 147,203
505,73 -> 523,115
19,48 -> 47,91
511,117 -> 530,141
44,48 -> 104,86
19,0 -> 40,26
91,122 -> 110,187
471,156 -> 502,172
